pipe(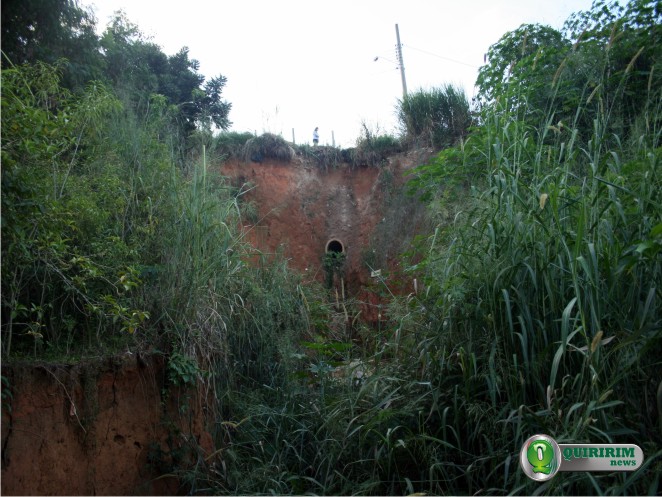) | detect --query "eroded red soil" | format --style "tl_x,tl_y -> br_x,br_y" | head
219,150 -> 432,313
1,355 -> 213,495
